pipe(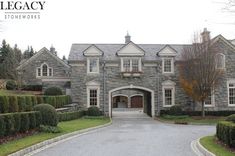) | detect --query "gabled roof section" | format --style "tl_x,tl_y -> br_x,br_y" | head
83,44 -> 104,56
17,47 -> 70,70
212,35 -> 235,51
157,45 -> 177,57
116,41 -> 145,56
